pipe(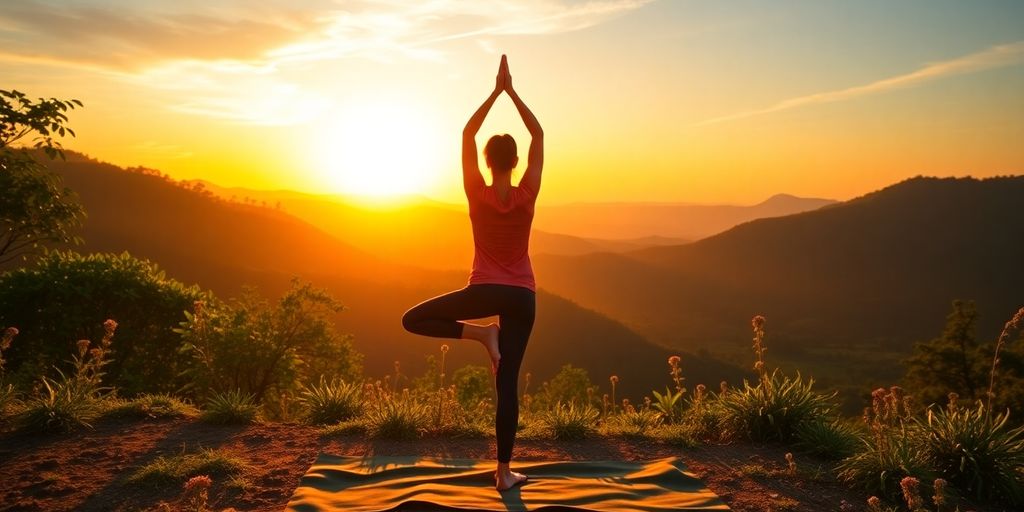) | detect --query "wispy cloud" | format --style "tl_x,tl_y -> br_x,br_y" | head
0,0 -> 651,125
694,40 -> 1024,127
